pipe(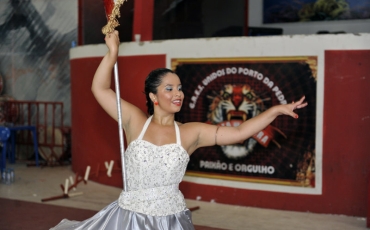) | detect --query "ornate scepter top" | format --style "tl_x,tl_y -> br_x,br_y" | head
102,0 -> 127,35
